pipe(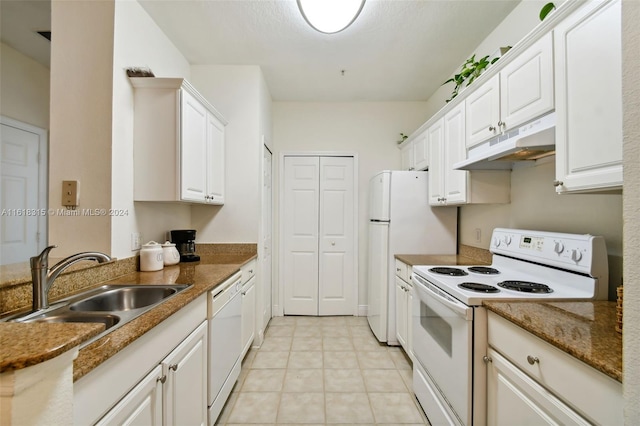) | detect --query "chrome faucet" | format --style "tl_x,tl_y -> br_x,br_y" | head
31,245 -> 112,311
